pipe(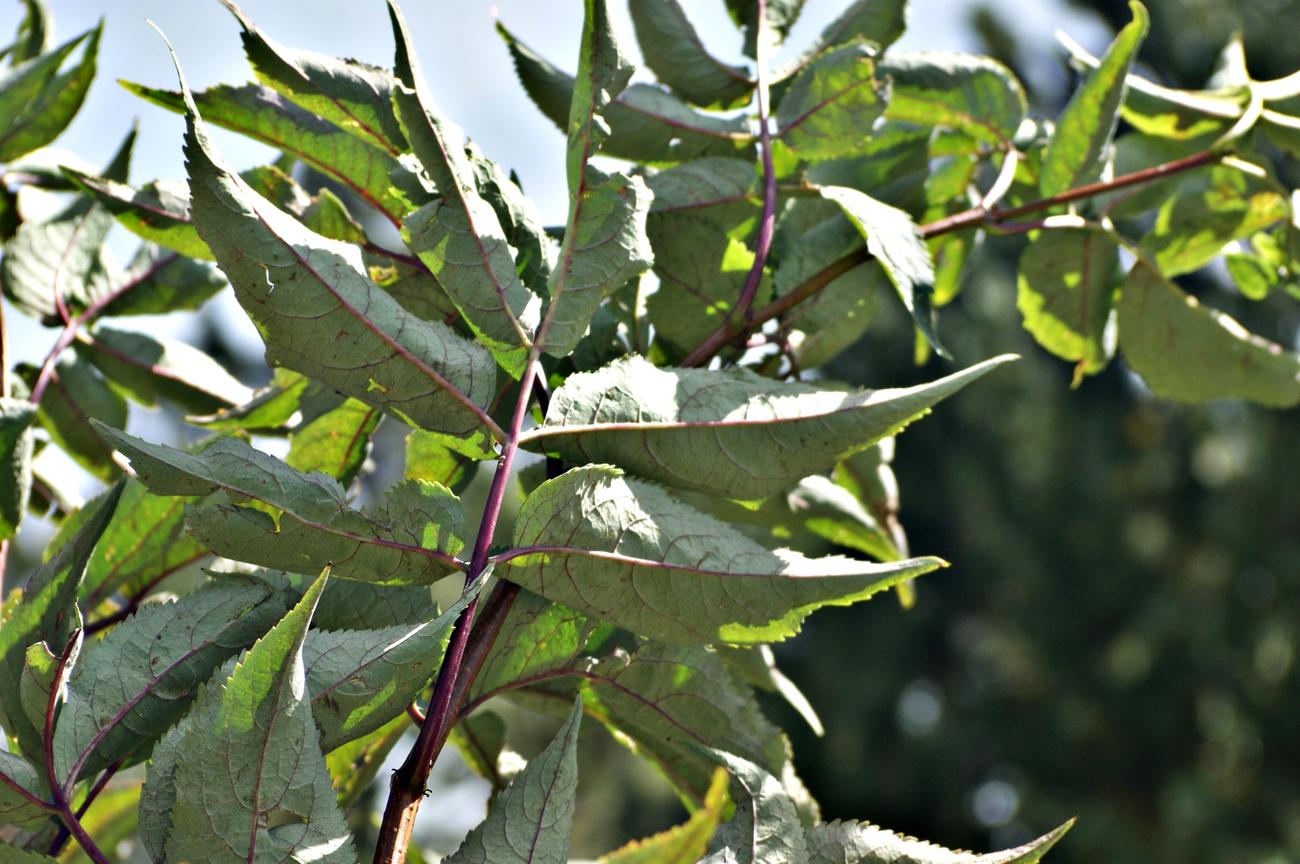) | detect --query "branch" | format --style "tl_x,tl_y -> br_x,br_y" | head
730,0 -> 777,326
682,147 -> 1223,367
